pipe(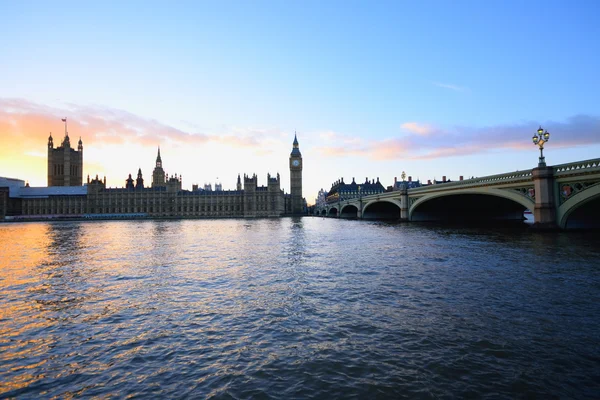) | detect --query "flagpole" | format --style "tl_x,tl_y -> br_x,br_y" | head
62,117 -> 67,137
